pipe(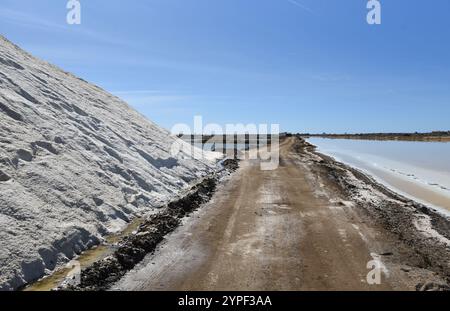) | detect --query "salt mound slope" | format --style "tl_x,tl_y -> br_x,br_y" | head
0,36 -> 220,290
